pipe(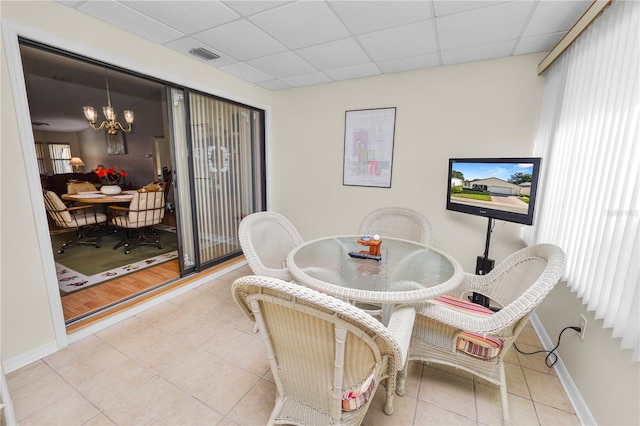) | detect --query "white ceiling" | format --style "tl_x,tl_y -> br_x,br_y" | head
57,0 -> 593,90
